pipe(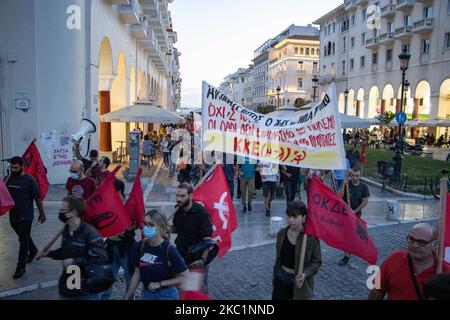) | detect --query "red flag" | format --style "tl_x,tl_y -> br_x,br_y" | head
85,171 -> 131,238
0,179 -> 14,216
192,166 -> 237,258
125,168 -> 145,229
444,193 -> 450,267
360,144 -> 367,164
22,140 -> 49,200
305,175 -> 378,265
